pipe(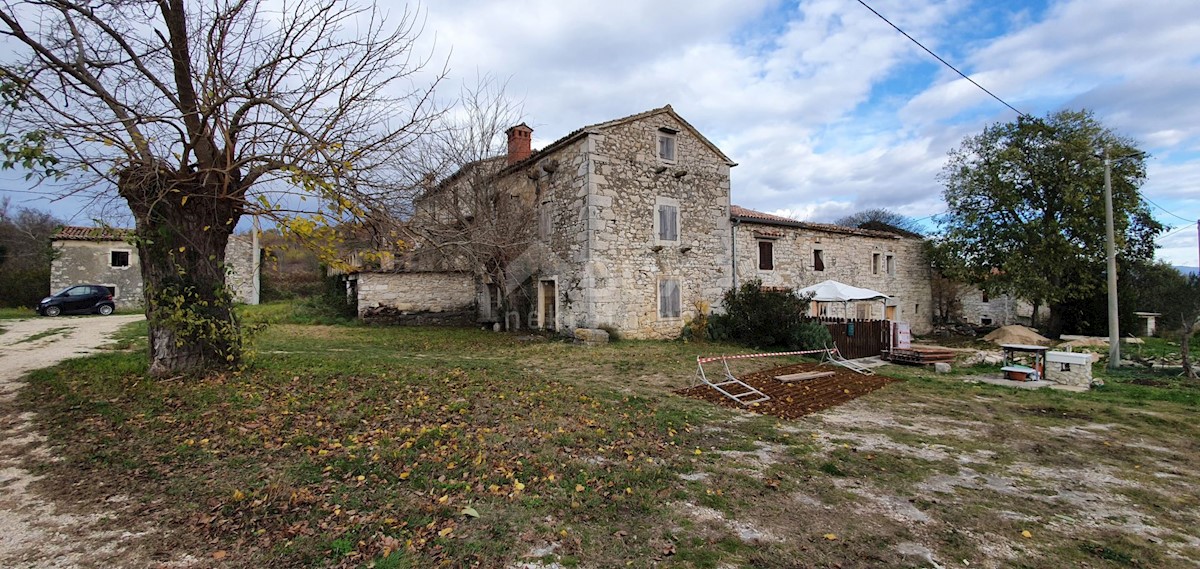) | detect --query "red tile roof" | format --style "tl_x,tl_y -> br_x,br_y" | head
730,206 -> 903,239
53,225 -> 135,241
